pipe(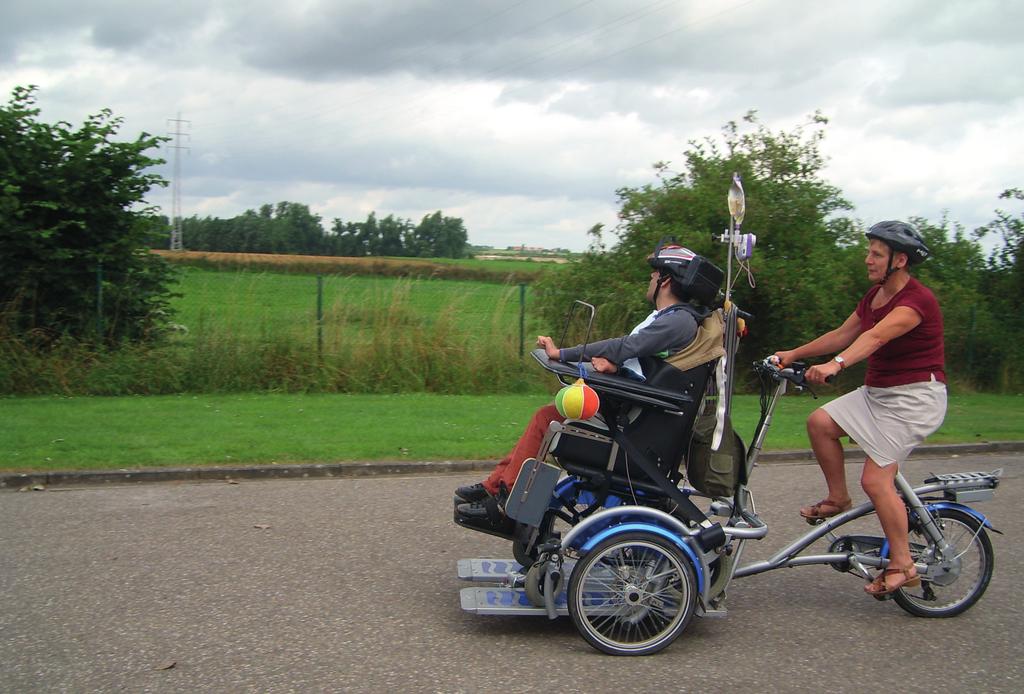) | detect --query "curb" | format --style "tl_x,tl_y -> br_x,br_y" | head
2,442 -> 1022,490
